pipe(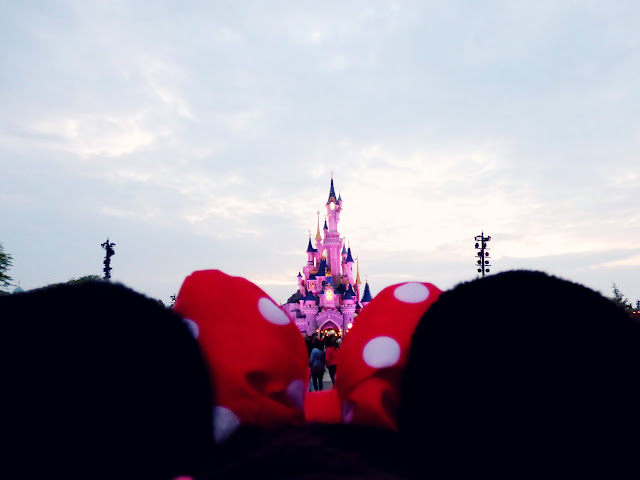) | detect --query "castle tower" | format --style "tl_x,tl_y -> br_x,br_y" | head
341,283 -> 357,331
324,173 -> 343,285
344,246 -> 355,285
300,290 -> 319,336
